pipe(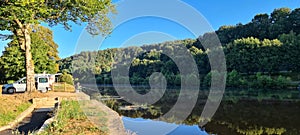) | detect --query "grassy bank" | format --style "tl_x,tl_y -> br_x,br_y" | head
39,100 -> 108,135
0,96 -> 31,126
